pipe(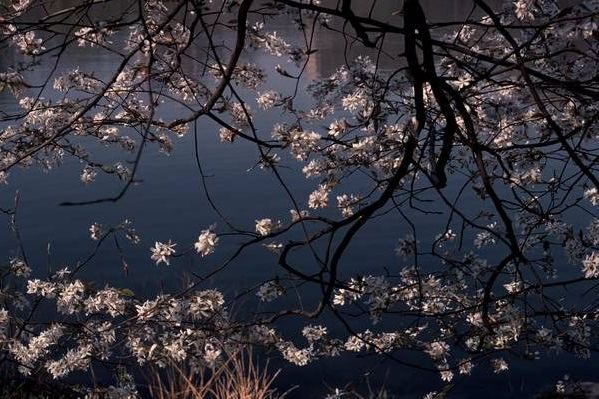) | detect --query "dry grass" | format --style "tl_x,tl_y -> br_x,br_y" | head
147,348 -> 286,399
